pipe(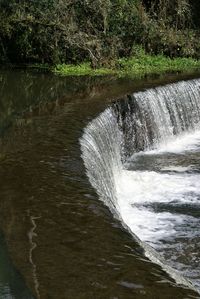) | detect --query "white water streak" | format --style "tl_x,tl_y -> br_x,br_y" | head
28,212 -> 41,299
